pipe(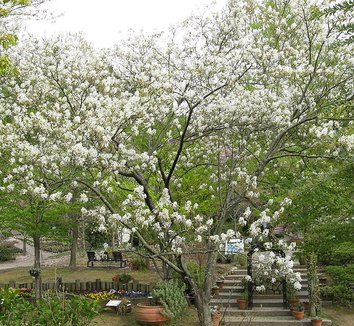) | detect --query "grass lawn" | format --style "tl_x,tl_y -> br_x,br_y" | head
0,266 -> 159,285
